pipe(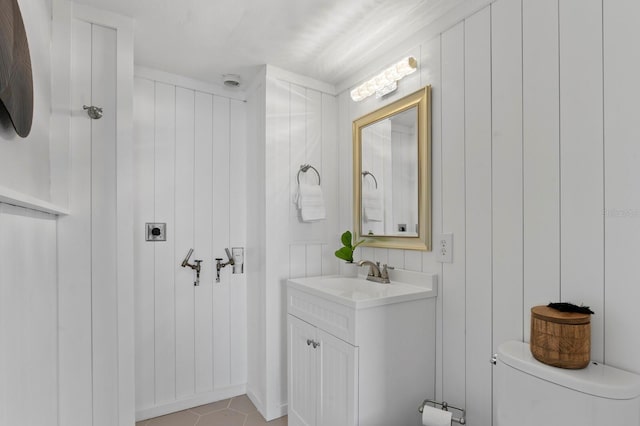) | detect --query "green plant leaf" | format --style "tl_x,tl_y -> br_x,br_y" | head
352,239 -> 365,249
335,247 -> 353,262
341,230 -> 353,248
